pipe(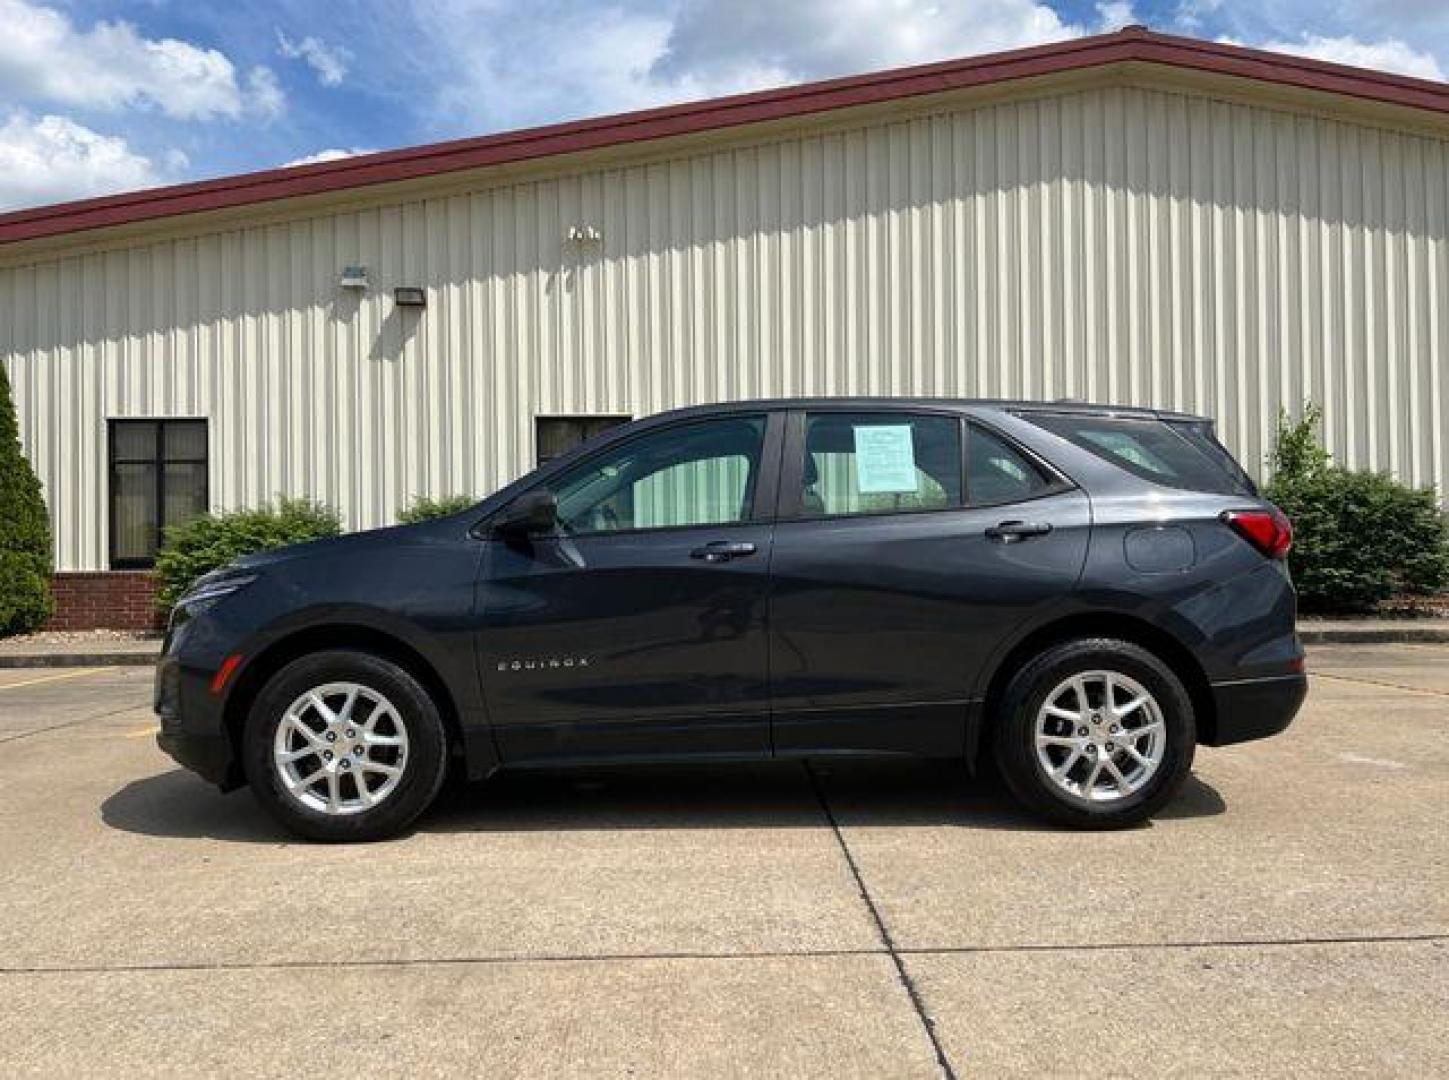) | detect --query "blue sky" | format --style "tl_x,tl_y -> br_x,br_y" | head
1,0 -> 1445,211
